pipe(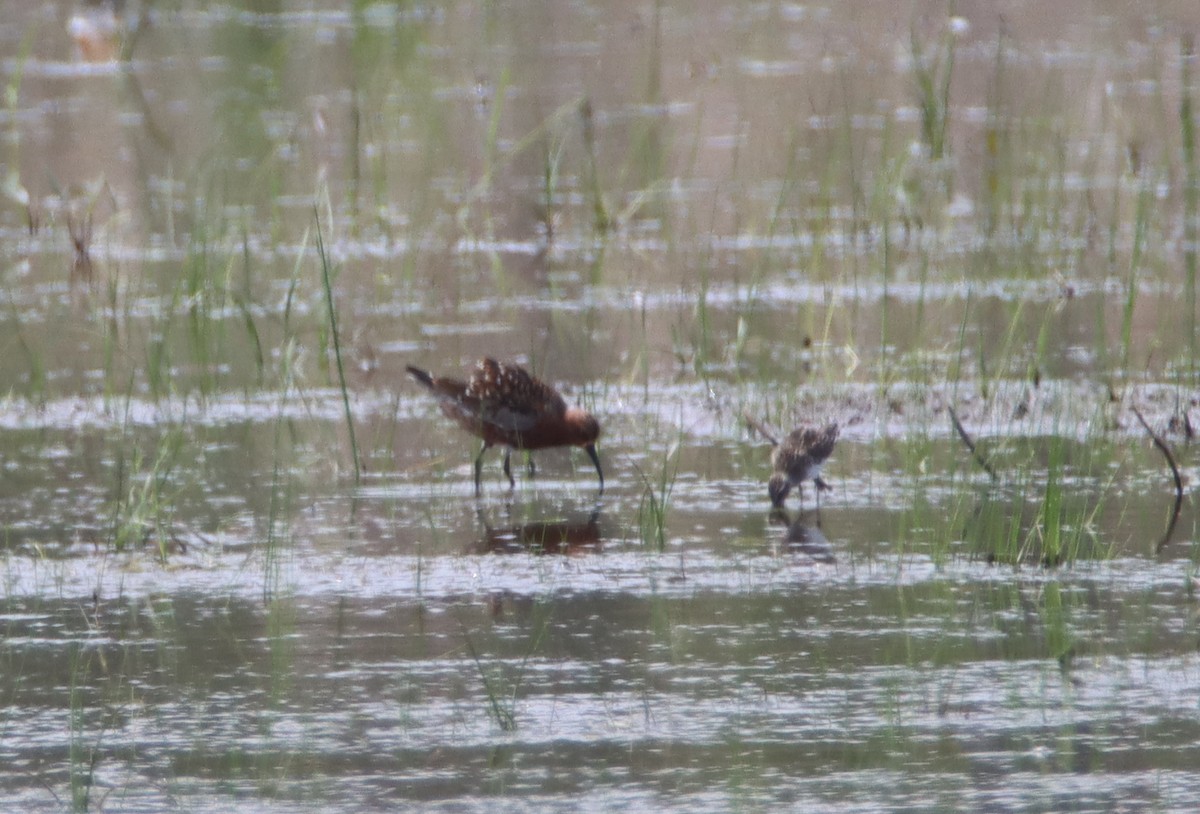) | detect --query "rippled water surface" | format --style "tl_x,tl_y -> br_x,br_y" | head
2,2 -> 1200,812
